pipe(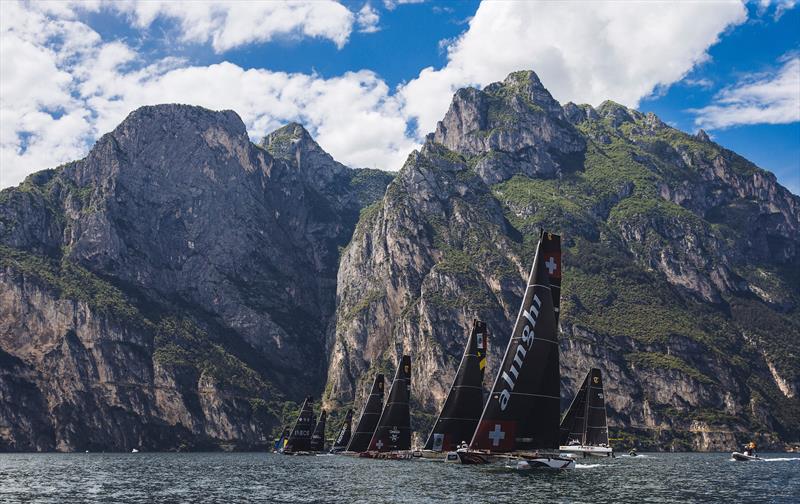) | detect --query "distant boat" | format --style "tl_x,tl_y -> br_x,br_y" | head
732,452 -> 764,462
421,319 -> 488,458
283,396 -> 316,455
310,410 -> 327,452
131,449 -> 139,453
273,427 -> 290,453
361,355 -> 412,459
455,231 -> 574,469
344,374 -> 385,453
558,368 -> 613,457
330,409 -> 353,453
